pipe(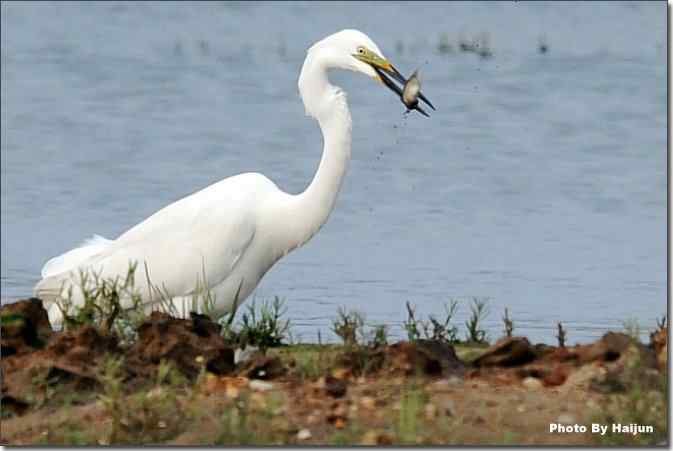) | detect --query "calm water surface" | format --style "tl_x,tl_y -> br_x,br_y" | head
1,1 -> 667,343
